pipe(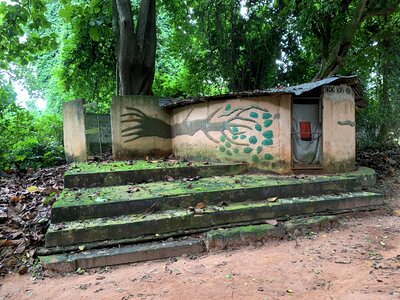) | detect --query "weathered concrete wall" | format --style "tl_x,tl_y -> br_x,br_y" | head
85,113 -> 112,155
171,95 -> 292,173
111,96 -> 172,160
63,99 -> 87,162
322,85 -> 356,173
